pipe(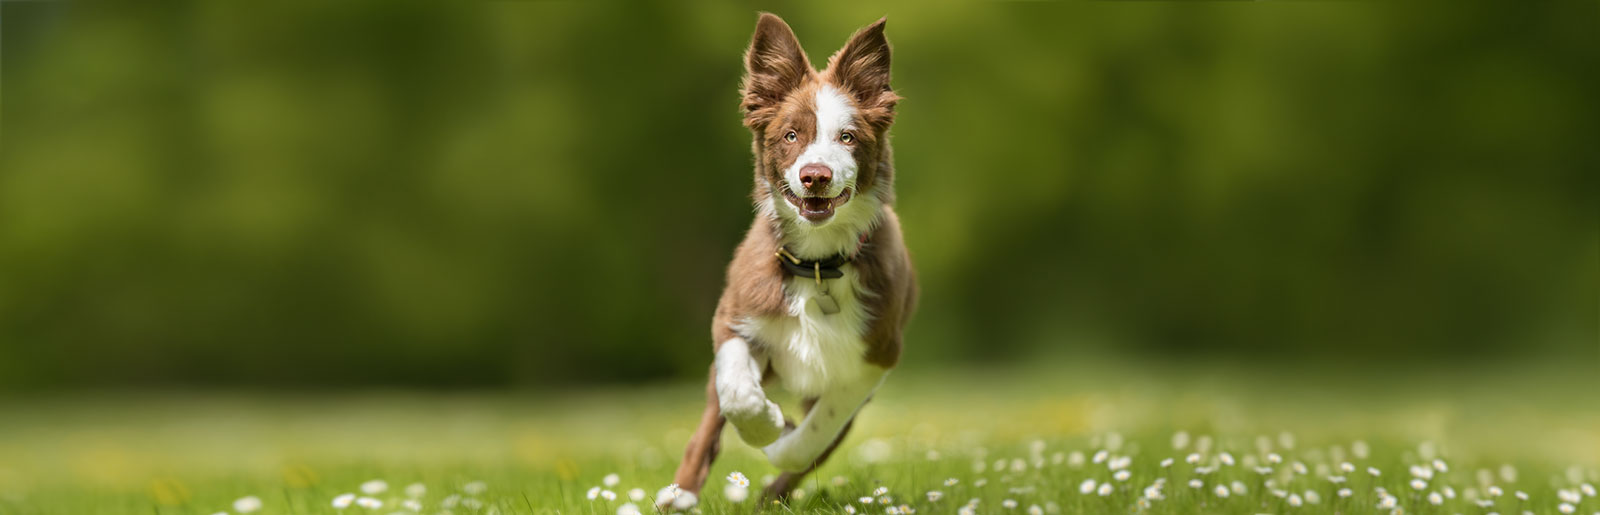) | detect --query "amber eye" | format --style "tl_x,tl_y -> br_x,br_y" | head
840,131 -> 854,144
784,131 -> 798,143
